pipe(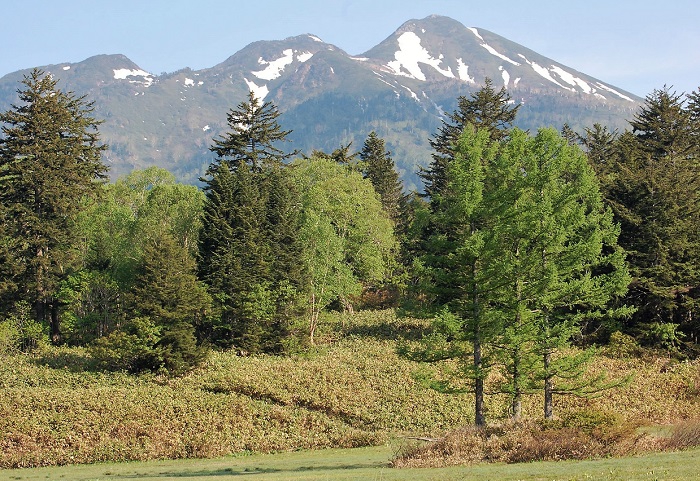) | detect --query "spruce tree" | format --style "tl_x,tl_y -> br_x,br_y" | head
209,90 -> 297,171
606,87 -> 700,345
421,78 -> 520,200
128,232 -> 209,374
0,69 -> 107,343
199,93 -> 303,352
360,131 -> 404,226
